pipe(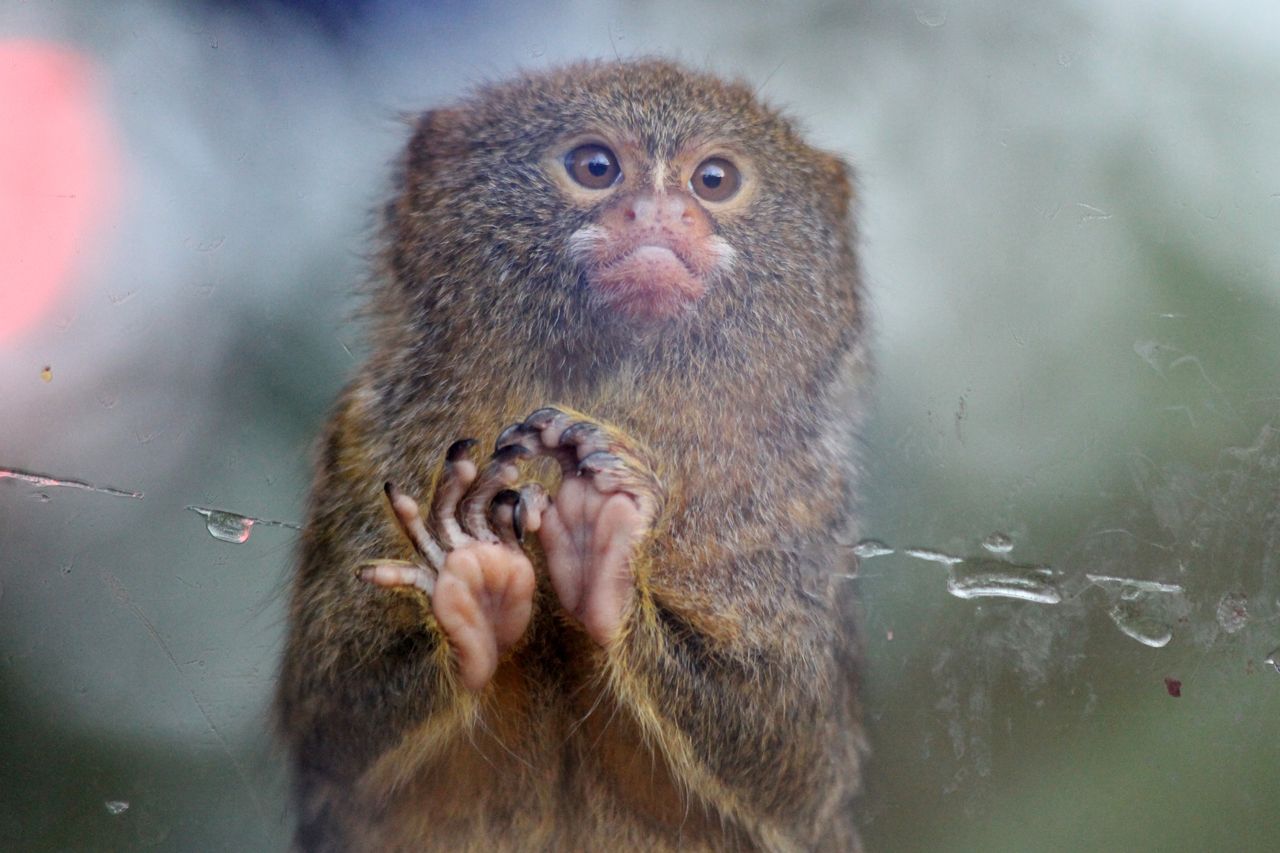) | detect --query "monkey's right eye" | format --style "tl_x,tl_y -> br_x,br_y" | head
565,144 -> 621,190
